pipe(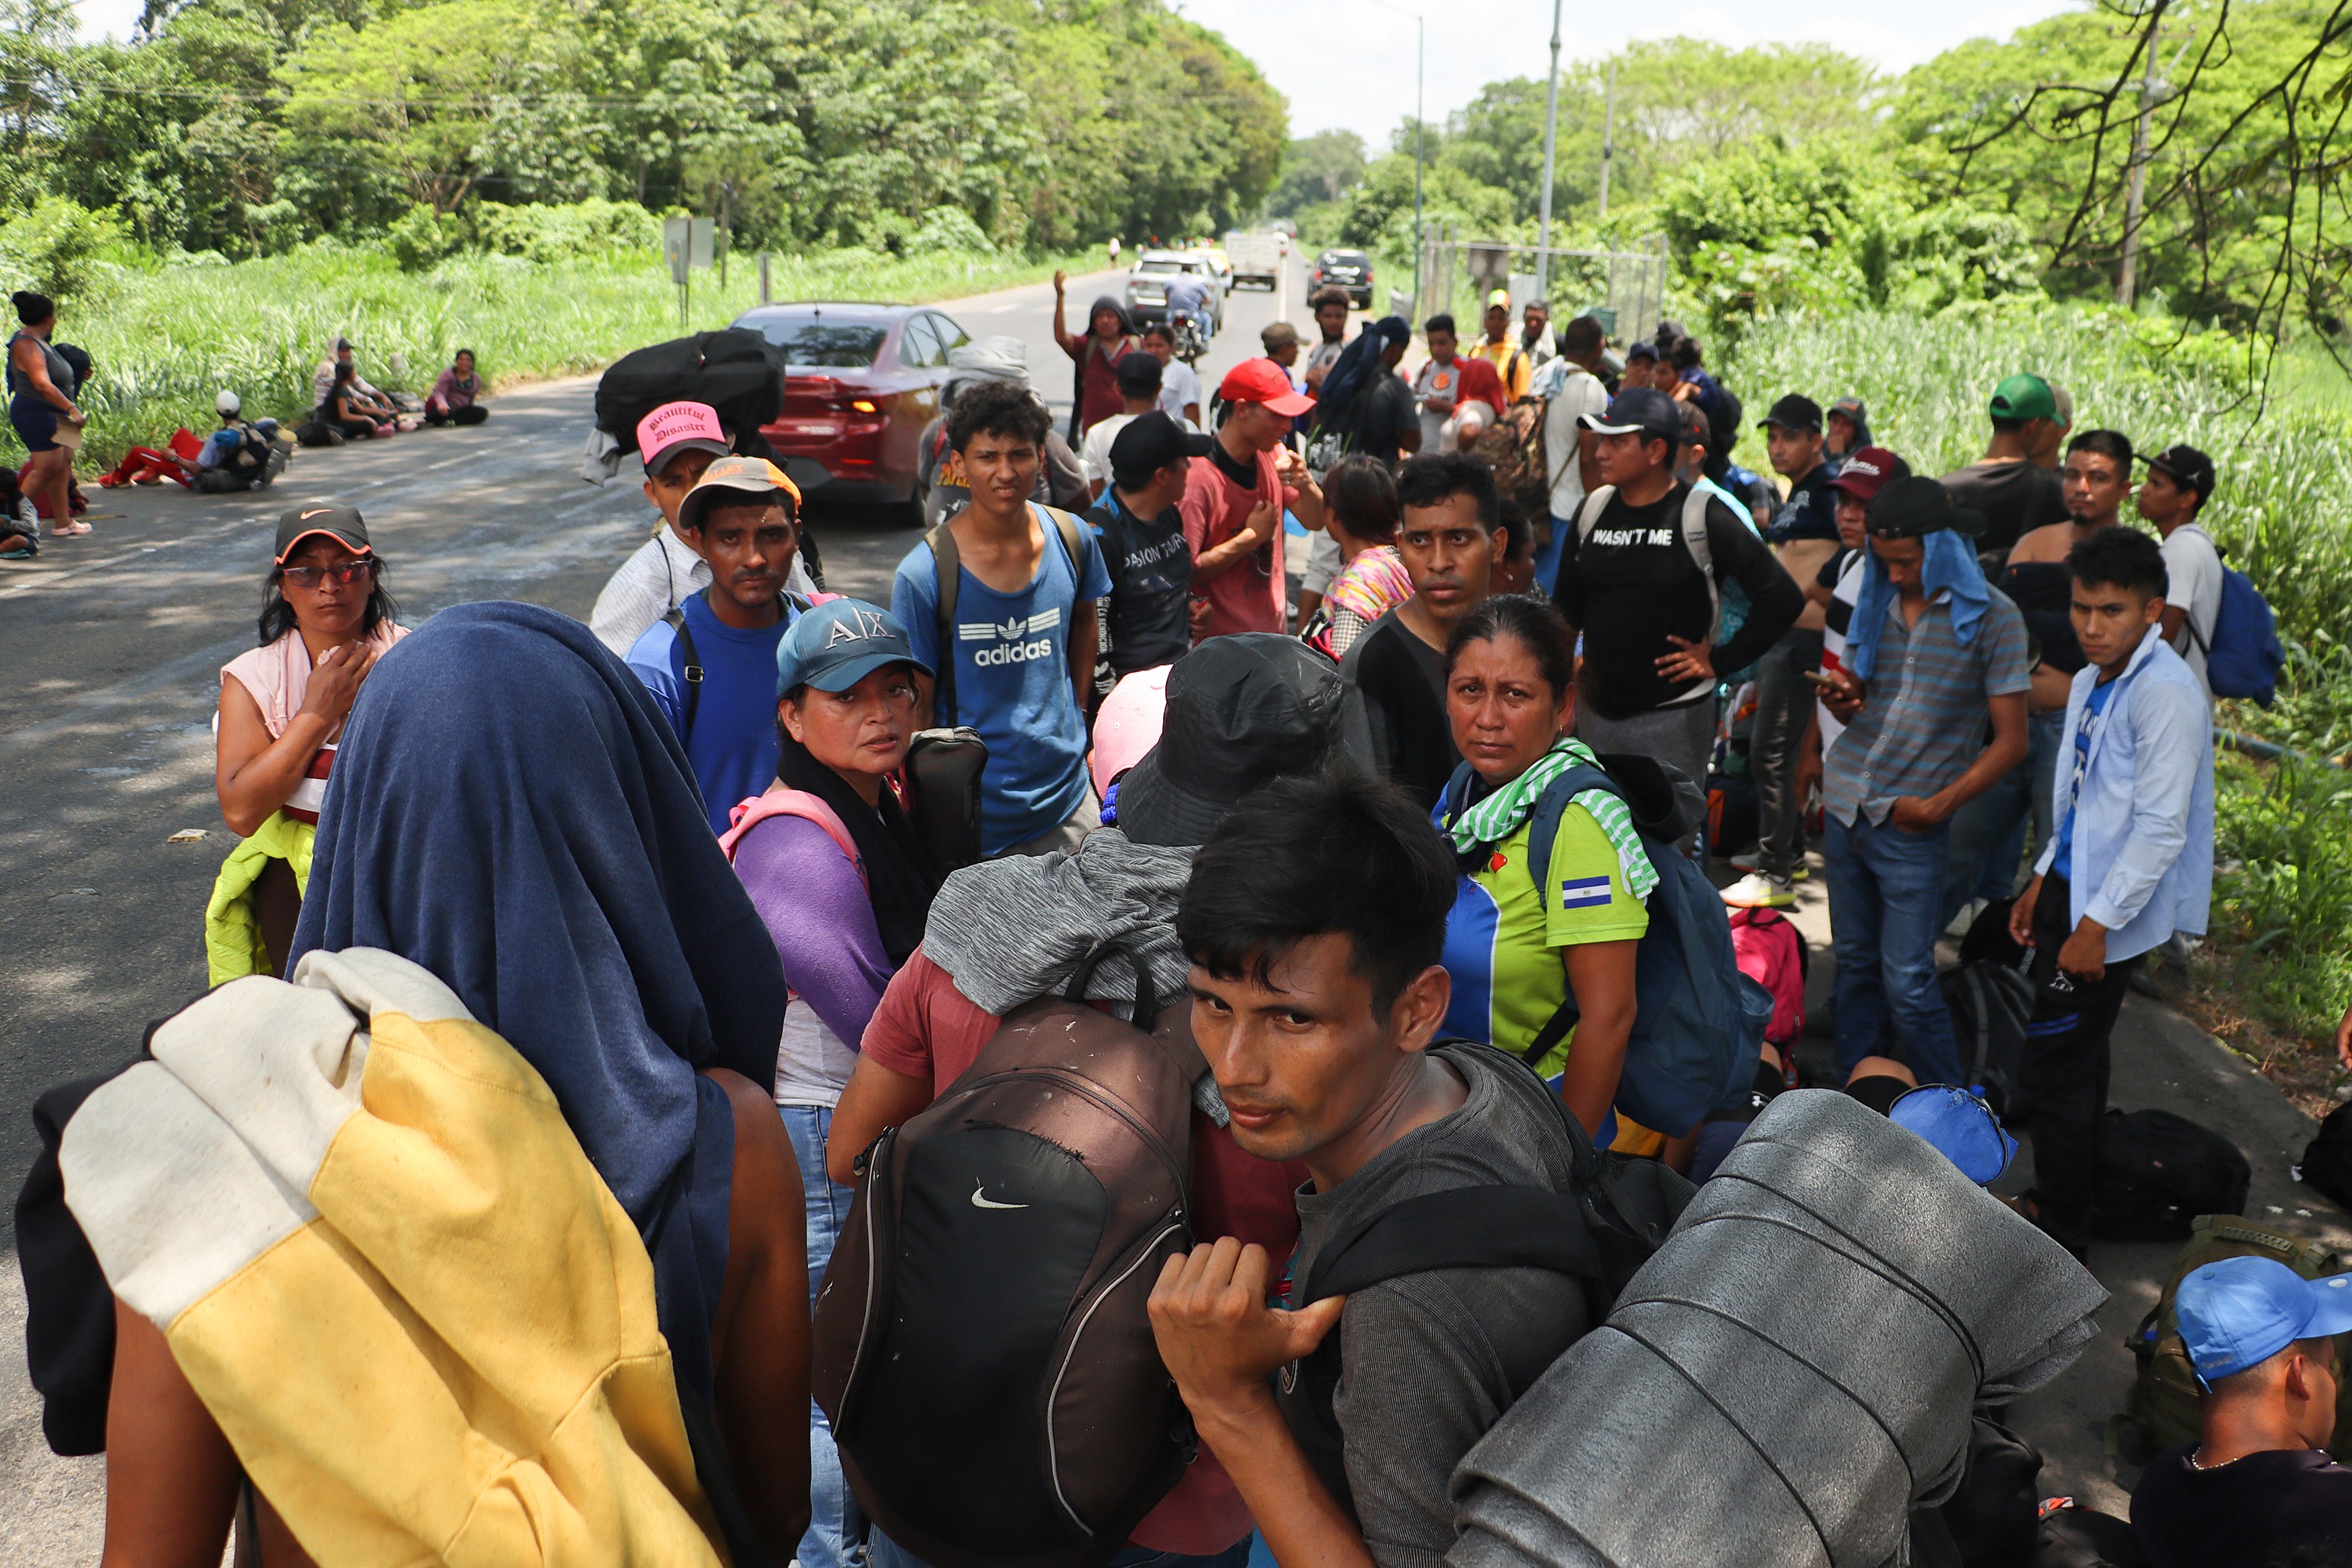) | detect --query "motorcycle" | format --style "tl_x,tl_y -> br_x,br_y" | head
1169,310 -> 1208,366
